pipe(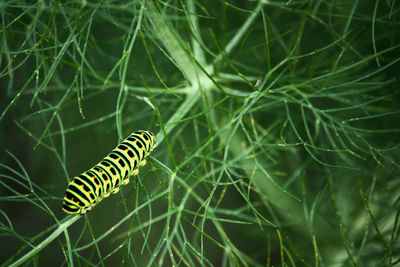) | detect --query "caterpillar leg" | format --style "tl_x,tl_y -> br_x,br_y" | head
139,159 -> 147,167
132,168 -> 139,176
112,187 -> 120,194
81,207 -> 92,214
103,189 -> 111,198
122,178 -> 130,185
